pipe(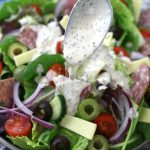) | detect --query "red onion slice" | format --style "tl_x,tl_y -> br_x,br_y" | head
131,52 -> 145,60
109,96 -> 132,144
32,116 -> 54,129
0,106 -> 30,120
13,82 -> 33,116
